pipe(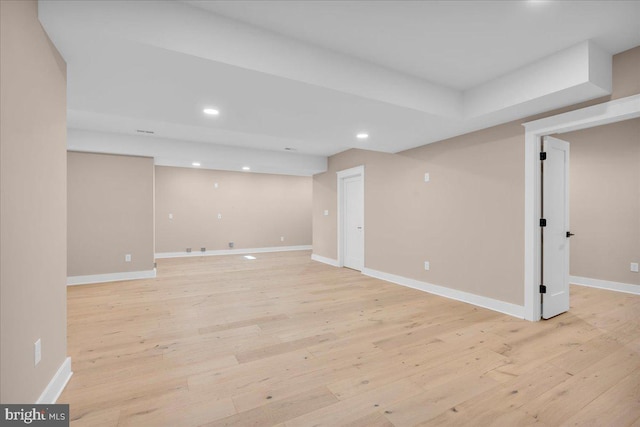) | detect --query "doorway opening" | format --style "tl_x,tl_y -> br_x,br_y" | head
523,94 -> 640,321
